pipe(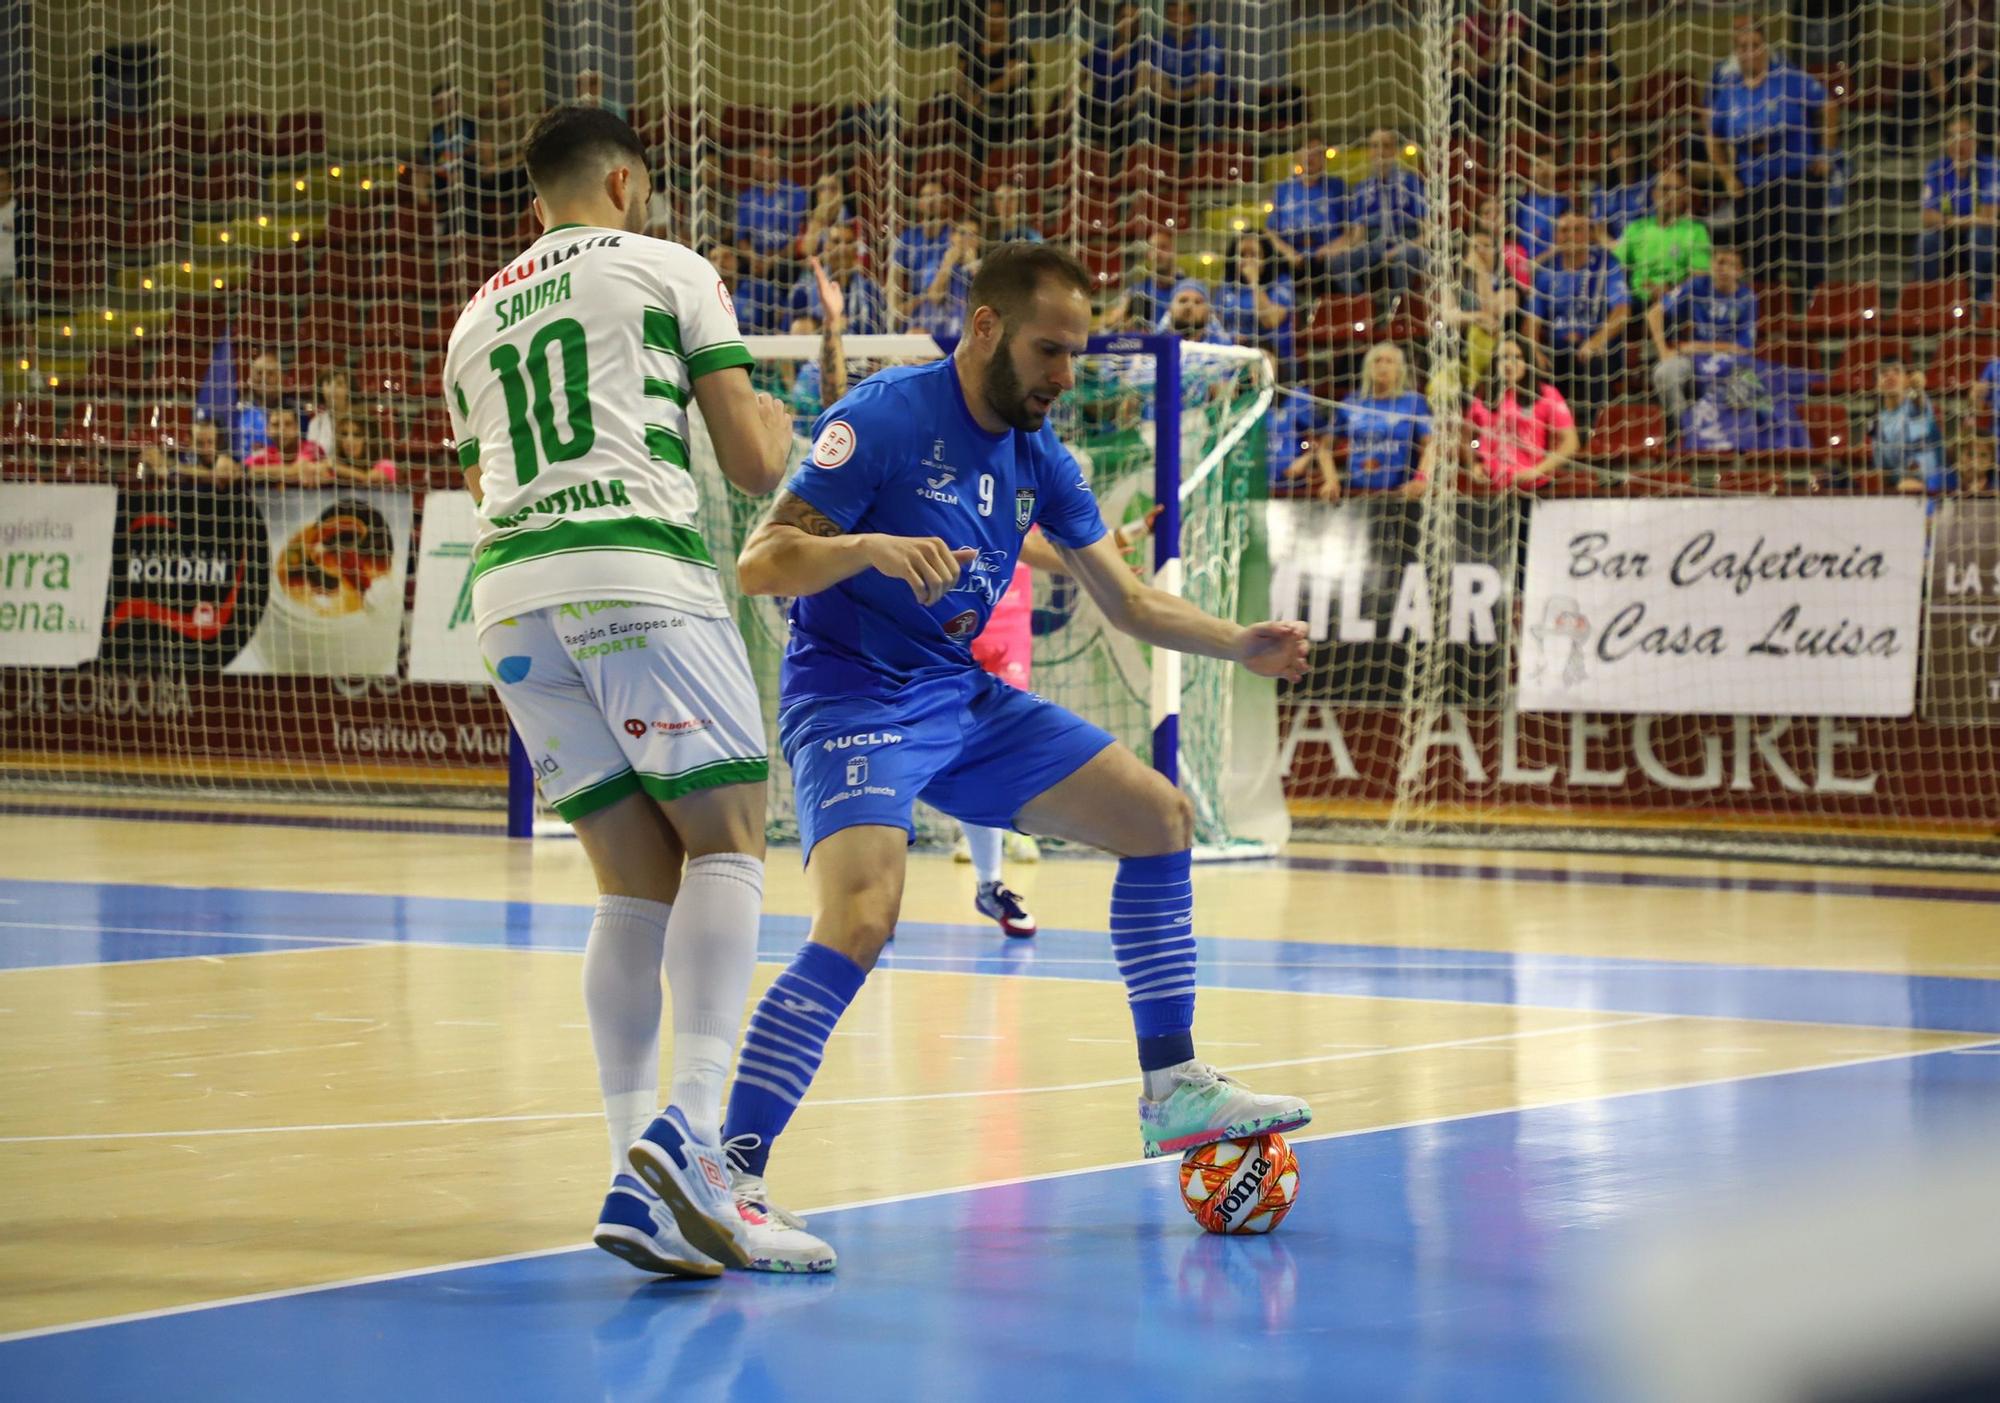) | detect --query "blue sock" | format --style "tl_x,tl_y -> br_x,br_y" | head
1111,851 -> 1197,1072
722,941 -> 867,1177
